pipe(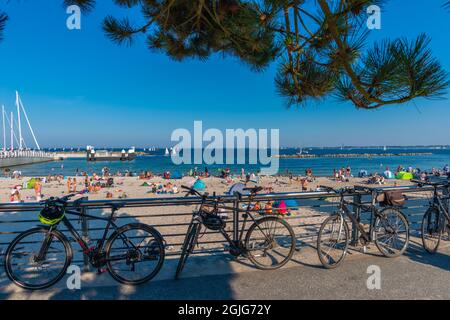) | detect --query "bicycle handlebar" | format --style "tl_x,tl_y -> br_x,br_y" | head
318,185 -> 354,194
181,185 -> 208,198
40,193 -> 81,206
411,179 -> 449,187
